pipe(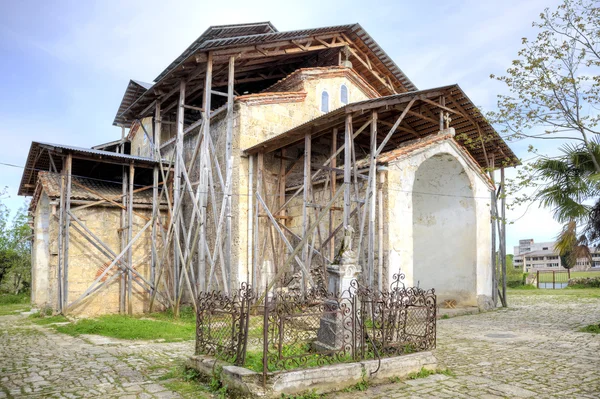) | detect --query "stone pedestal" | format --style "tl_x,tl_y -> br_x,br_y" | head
314,227 -> 359,351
